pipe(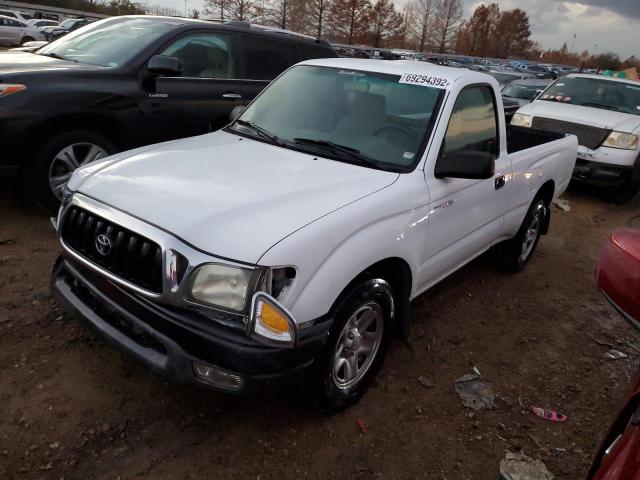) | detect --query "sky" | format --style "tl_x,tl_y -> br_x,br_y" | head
148,0 -> 639,59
